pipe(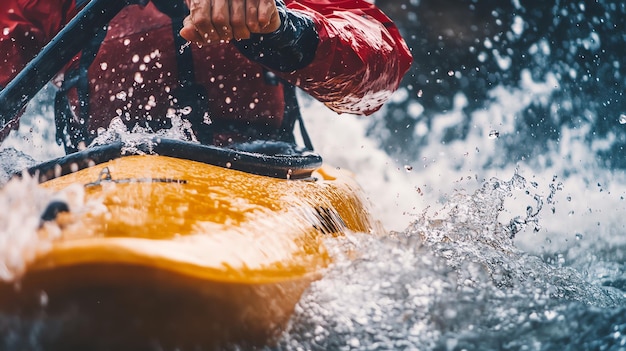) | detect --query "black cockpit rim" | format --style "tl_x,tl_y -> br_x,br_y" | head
25,138 -> 323,183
